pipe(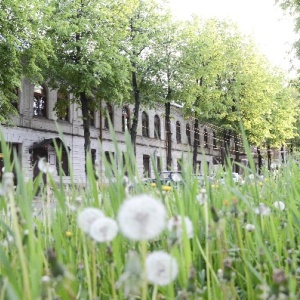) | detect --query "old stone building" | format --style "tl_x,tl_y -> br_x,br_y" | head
0,78 -> 243,184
